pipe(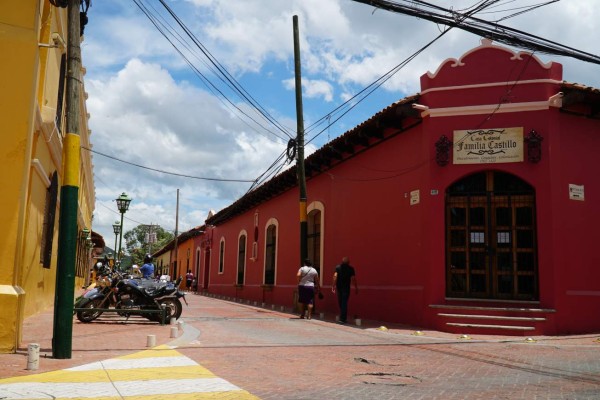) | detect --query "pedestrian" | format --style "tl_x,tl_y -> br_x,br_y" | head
186,269 -> 194,292
297,258 -> 320,319
191,278 -> 198,293
140,254 -> 155,279
332,256 -> 358,324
